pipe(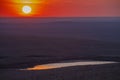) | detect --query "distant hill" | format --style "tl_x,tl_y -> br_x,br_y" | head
0,20 -> 120,42
0,34 -> 120,57
0,18 -> 120,57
